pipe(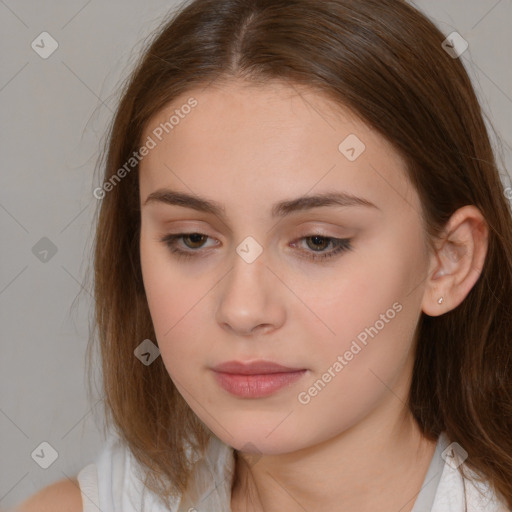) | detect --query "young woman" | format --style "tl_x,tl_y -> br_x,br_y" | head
15,0 -> 512,511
